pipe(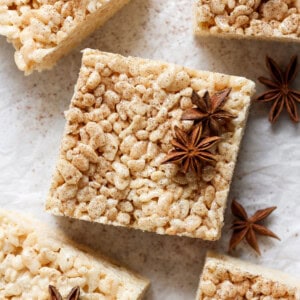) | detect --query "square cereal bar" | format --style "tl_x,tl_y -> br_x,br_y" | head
194,0 -> 300,42
0,0 -> 130,74
197,252 -> 300,299
46,49 -> 255,241
0,209 -> 149,299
